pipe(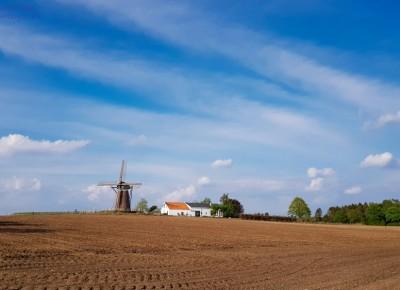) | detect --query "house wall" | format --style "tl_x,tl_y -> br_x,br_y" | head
188,207 -> 211,217
161,204 -> 190,216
